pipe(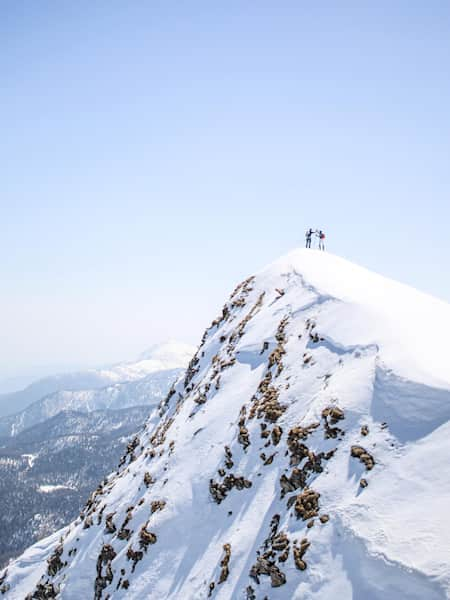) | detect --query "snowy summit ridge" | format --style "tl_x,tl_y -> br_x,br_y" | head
2,249 -> 450,599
